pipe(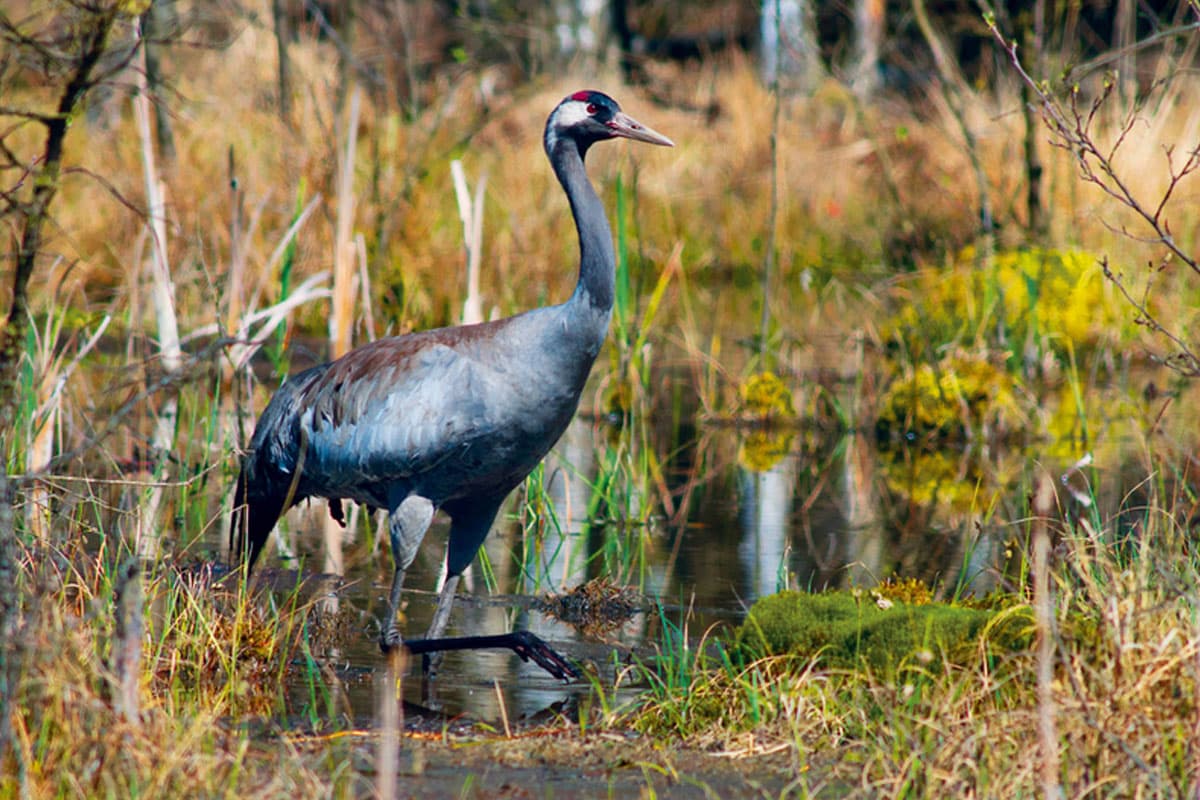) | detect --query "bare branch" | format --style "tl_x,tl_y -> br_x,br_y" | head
987,17 -> 1200,375
1100,257 -> 1200,376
